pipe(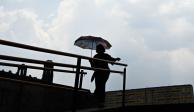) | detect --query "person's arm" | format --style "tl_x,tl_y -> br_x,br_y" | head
106,54 -> 121,64
107,54 -> 120,61
115,57 -> 121,61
